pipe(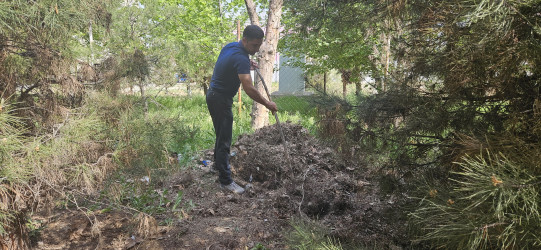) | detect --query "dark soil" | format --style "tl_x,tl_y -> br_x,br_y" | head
33,123 -> 410,249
